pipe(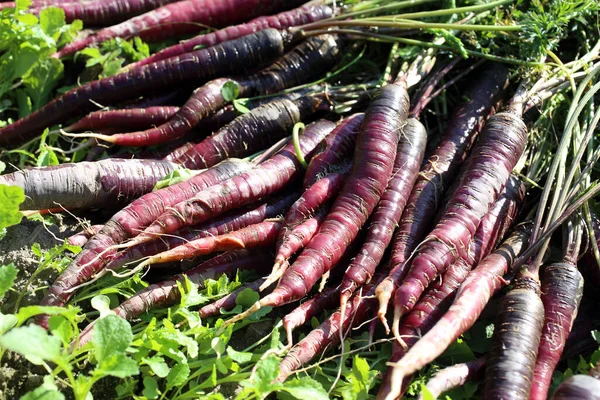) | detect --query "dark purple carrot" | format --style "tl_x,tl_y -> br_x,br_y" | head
53,0 -> 305,58
531,234 -> 584,400
63,107 -> 179,133
282,284 -> 340,348
1,29 -> 288,148
123,89 -> 189,109
128,119 -> 336,245
30,0 -> 181,26
420,357 -> 486,400
134,219 -> 281,268
551,375 -> 600,400
390,110 -> 527,339
198,276 -> 268,318
223,80 -> 411,326
36,159 -> 250,328
380,224 -> 531,400
67,225 -> 104,247
264,207 -> 328,290
171,95 -> 327,168
303,113 -> 363,188
0,158 -> 178,211
339,118 -> 426,312
90,35 -> 342,148
128,3 -> 333,70
483,271 -> 545,399
77,249 -> 272,346
107,191 -> 298,270
374,63 -> 509,324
